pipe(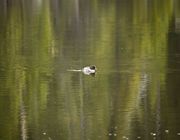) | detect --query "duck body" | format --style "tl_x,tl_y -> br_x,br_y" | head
82,65 -> 96,75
